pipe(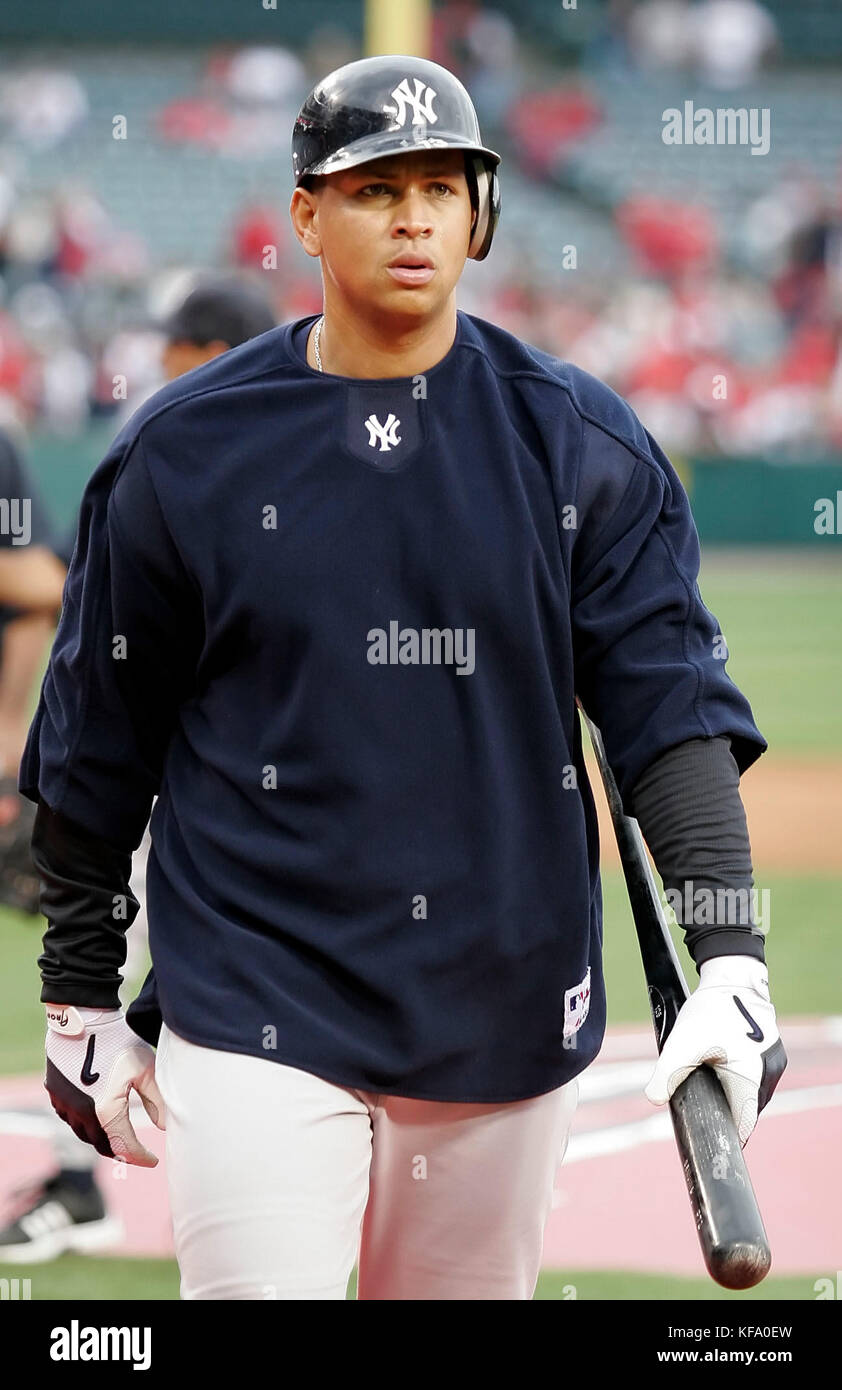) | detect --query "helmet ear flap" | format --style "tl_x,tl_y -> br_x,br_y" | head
466,155 -> 500,261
